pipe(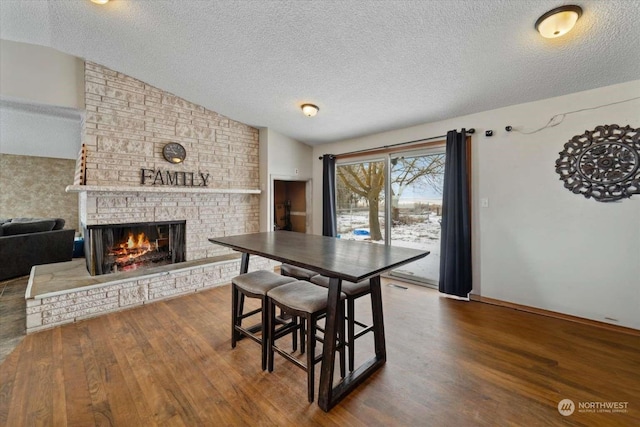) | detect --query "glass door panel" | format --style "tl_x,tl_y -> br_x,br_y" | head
336,160 -> 386,243
389,149 -> 445,285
